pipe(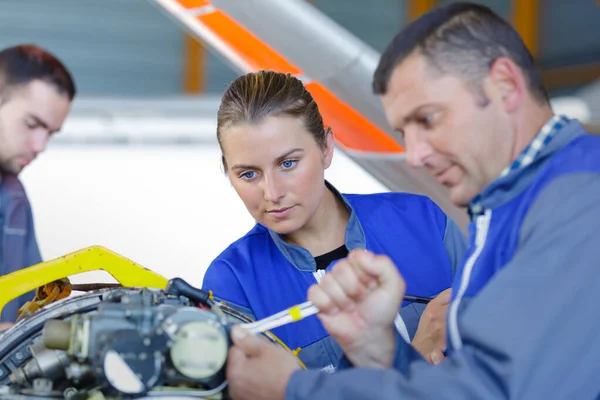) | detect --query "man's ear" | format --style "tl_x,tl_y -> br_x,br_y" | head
488,57 -> 526,113
323,128 -> 335,169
